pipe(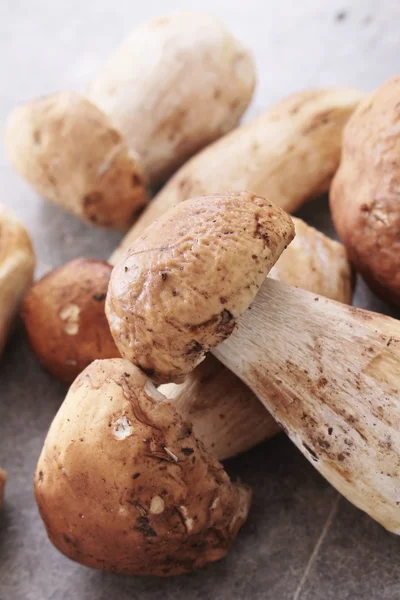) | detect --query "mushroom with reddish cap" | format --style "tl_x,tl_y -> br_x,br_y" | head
22,258 -> 119,382
107,192 -> 400,534
330,76 -> 400,305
